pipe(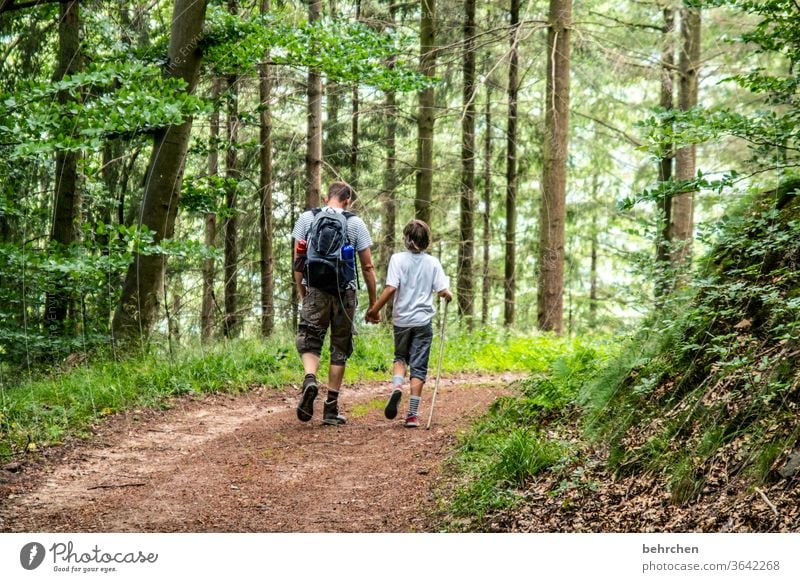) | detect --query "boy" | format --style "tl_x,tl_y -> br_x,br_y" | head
365,220 -> 452,427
